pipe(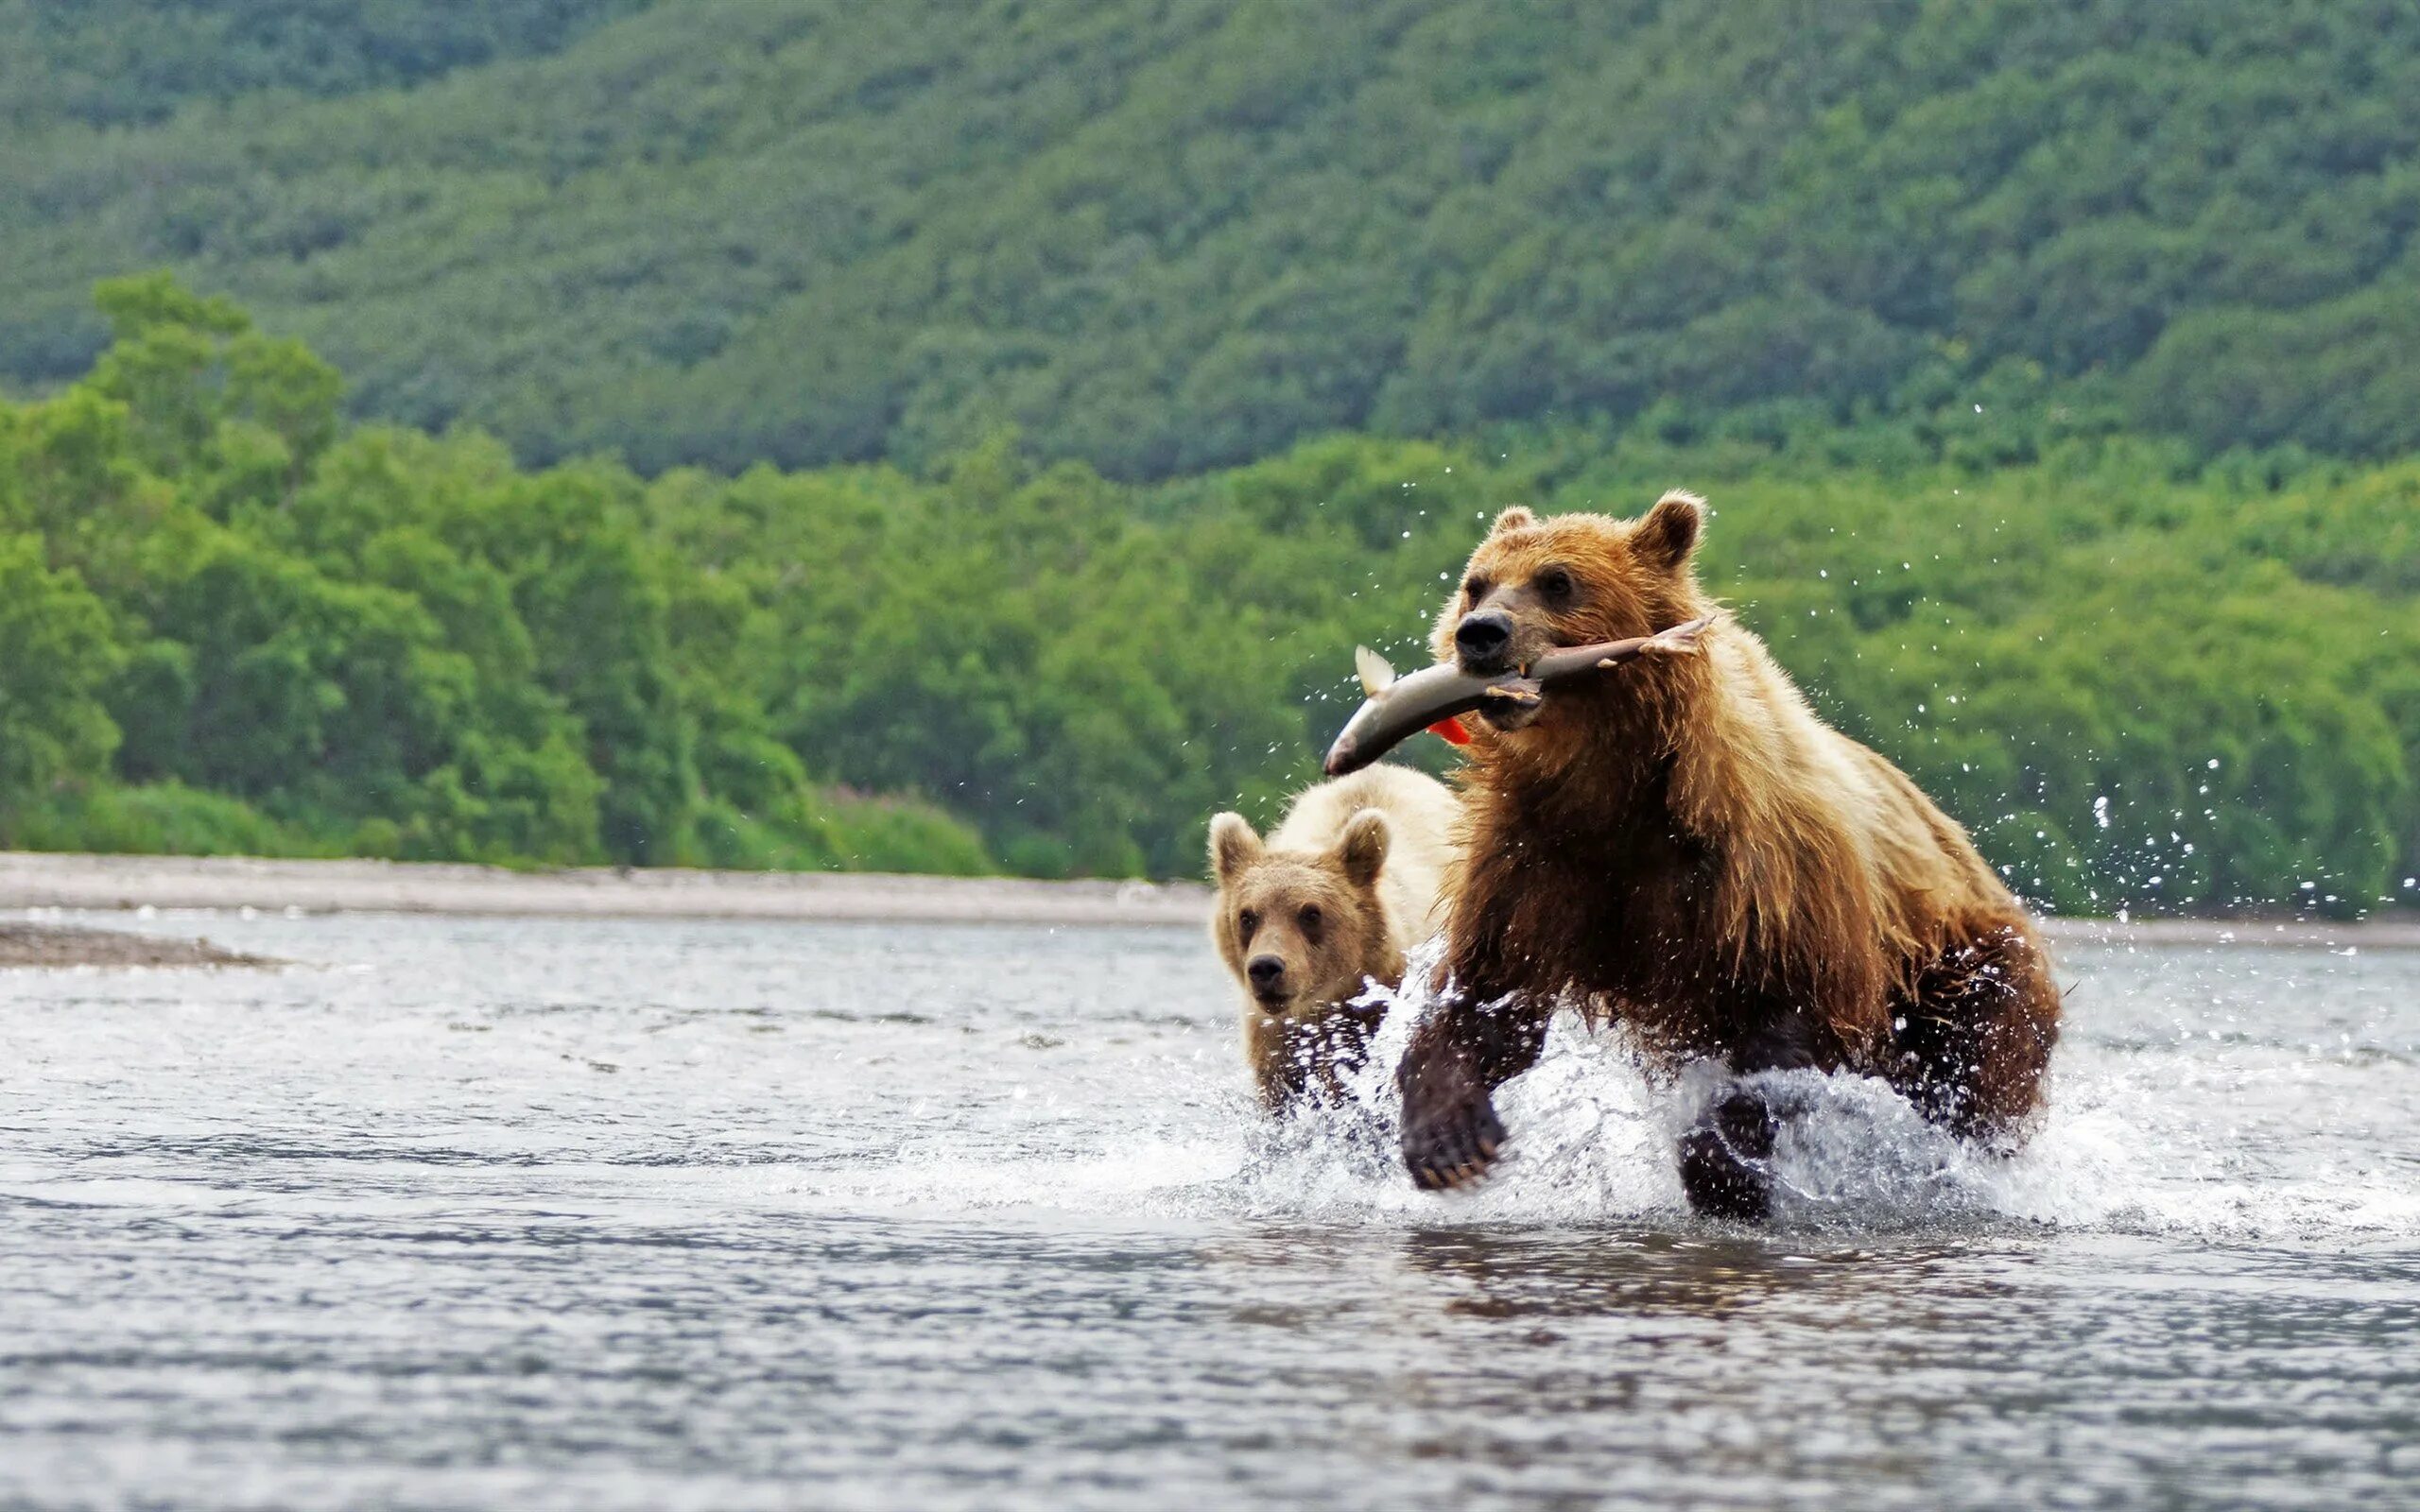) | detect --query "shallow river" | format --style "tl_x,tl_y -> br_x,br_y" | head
3,910 -> 2415,1509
